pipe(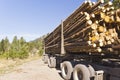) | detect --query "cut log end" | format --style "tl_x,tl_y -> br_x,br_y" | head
100,0 -> 104,3
87,20 -> 92,25
108,1 -> 113,6
97,47 -> 102,52
91,14 -> 95,18
93,43 -> 97,48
